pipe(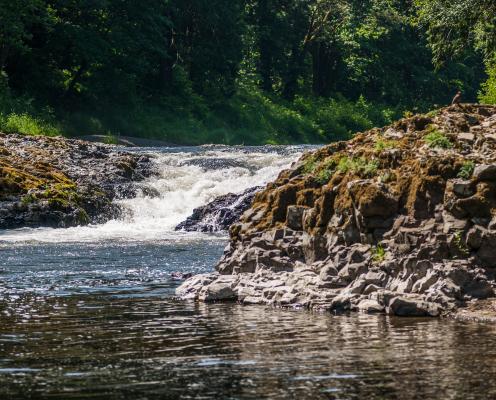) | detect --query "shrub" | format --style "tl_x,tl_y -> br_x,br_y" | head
479,60 -> 496,105
424,130 -> 452,149
302,154 -> 319,174
458,160 -> 475,179
337,156 -> 379,178
453,231 -> 469,257
372,244 -> 386,263
374,138 -> 396,152
103,133 -> 119,145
